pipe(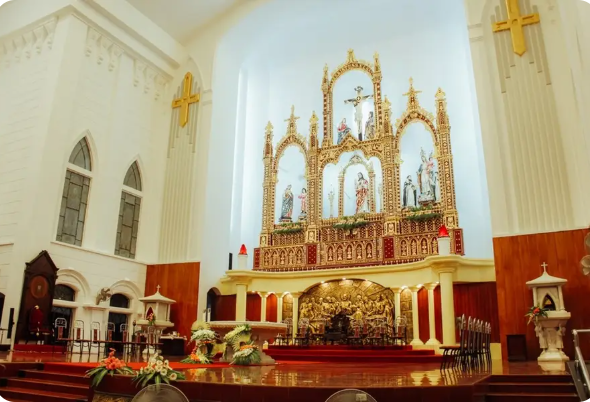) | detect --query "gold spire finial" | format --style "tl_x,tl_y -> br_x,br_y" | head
347,49 -> 355,62
310,111 -> 319,126
284,105 -> 300,135
403,77 -> 422,111
265,121 -> 273,134
435,87 -> 446,100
